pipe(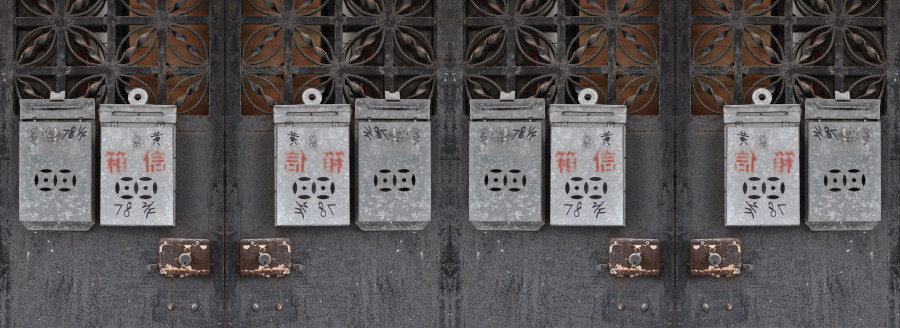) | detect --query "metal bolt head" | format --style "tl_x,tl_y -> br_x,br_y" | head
166,303 -> 175,311
616,303 -> 625,311
629,253 -> 642,267
708,253 -> 721,267
191,303 -> 199,312
179,253 -> 192,267
259,253 -> 272,266
701,303 -> 710,312
725,303 -> 733,311
641,303 -> 649,312
251,303 -> 260,312
275,303 -> 283,311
